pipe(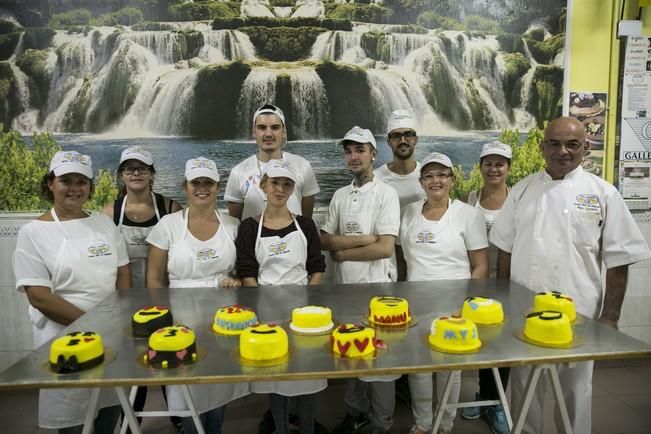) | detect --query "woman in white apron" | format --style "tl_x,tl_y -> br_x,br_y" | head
235,160 -> 326,434
399,152 -> 488,434
146,157 -> 246,434
13,151 -> 131,434
461,141 -> 512,434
